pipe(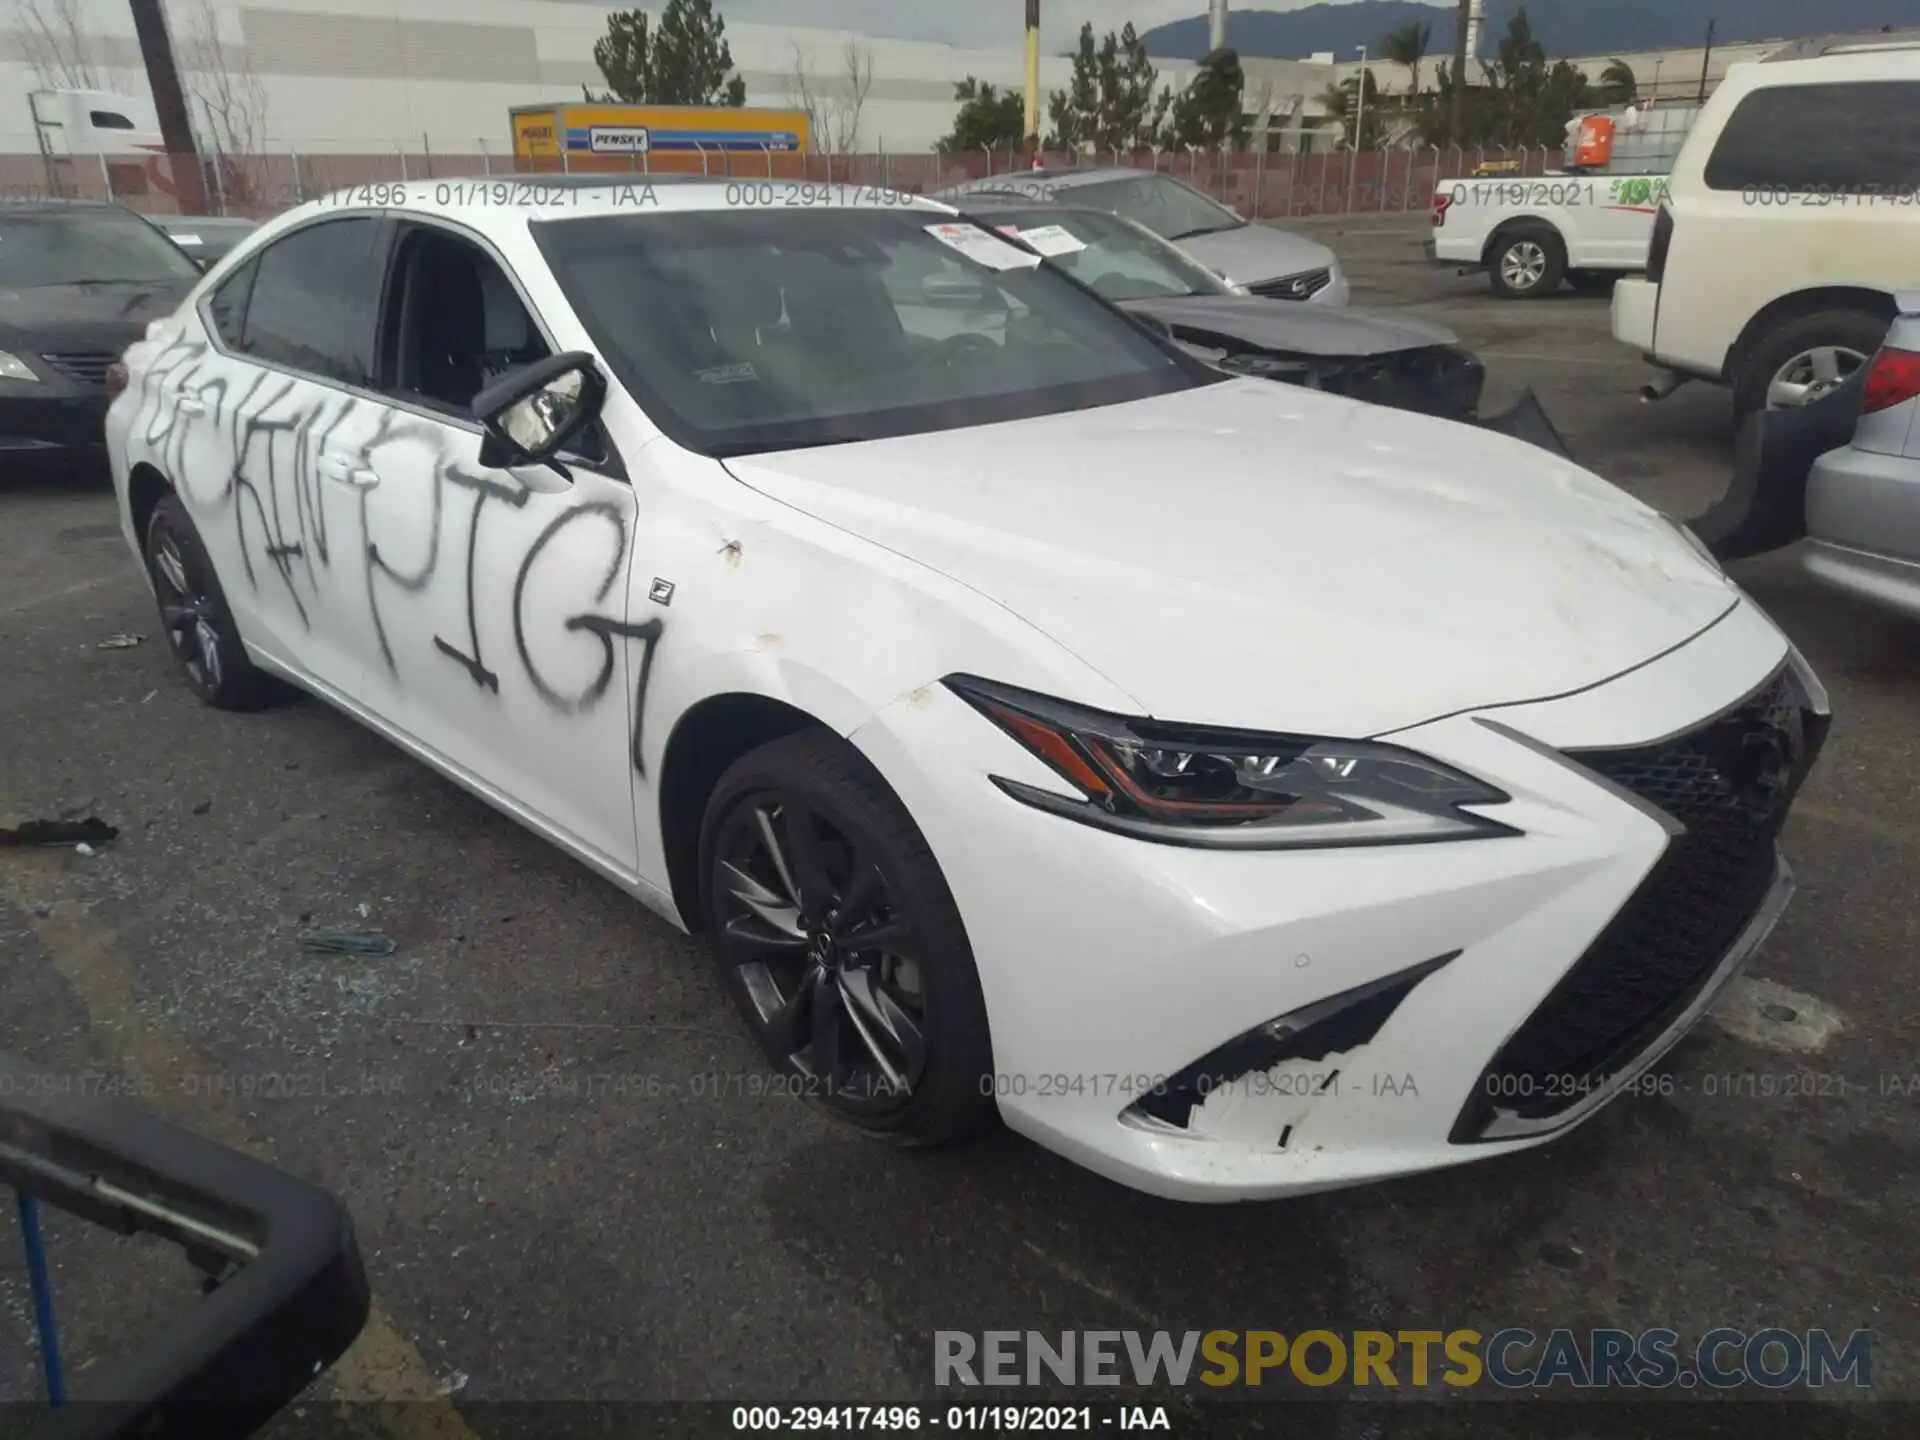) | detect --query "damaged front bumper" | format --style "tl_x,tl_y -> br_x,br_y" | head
1200,343 -> 1571,456
852,600 -> 1807,1201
